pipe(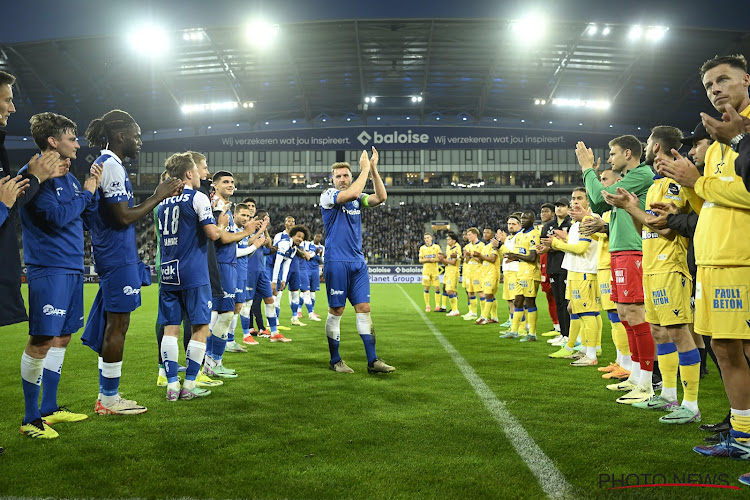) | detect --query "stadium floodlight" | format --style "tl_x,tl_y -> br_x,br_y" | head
551,98 -> 610,110
128,25 -> 170,56
246,20 -> 280,48
587,24 -> 598,36
510,14 -> 548,42
602,26 -> 611,36
628,25 -> 643,41
181,101 -> 239,113
647,26 -> 668,41
292,119 -> 297,123
365,96 -> 376,103
183,29 -> 204,42
242,102 -> 254,108
411,96 -> 423,103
